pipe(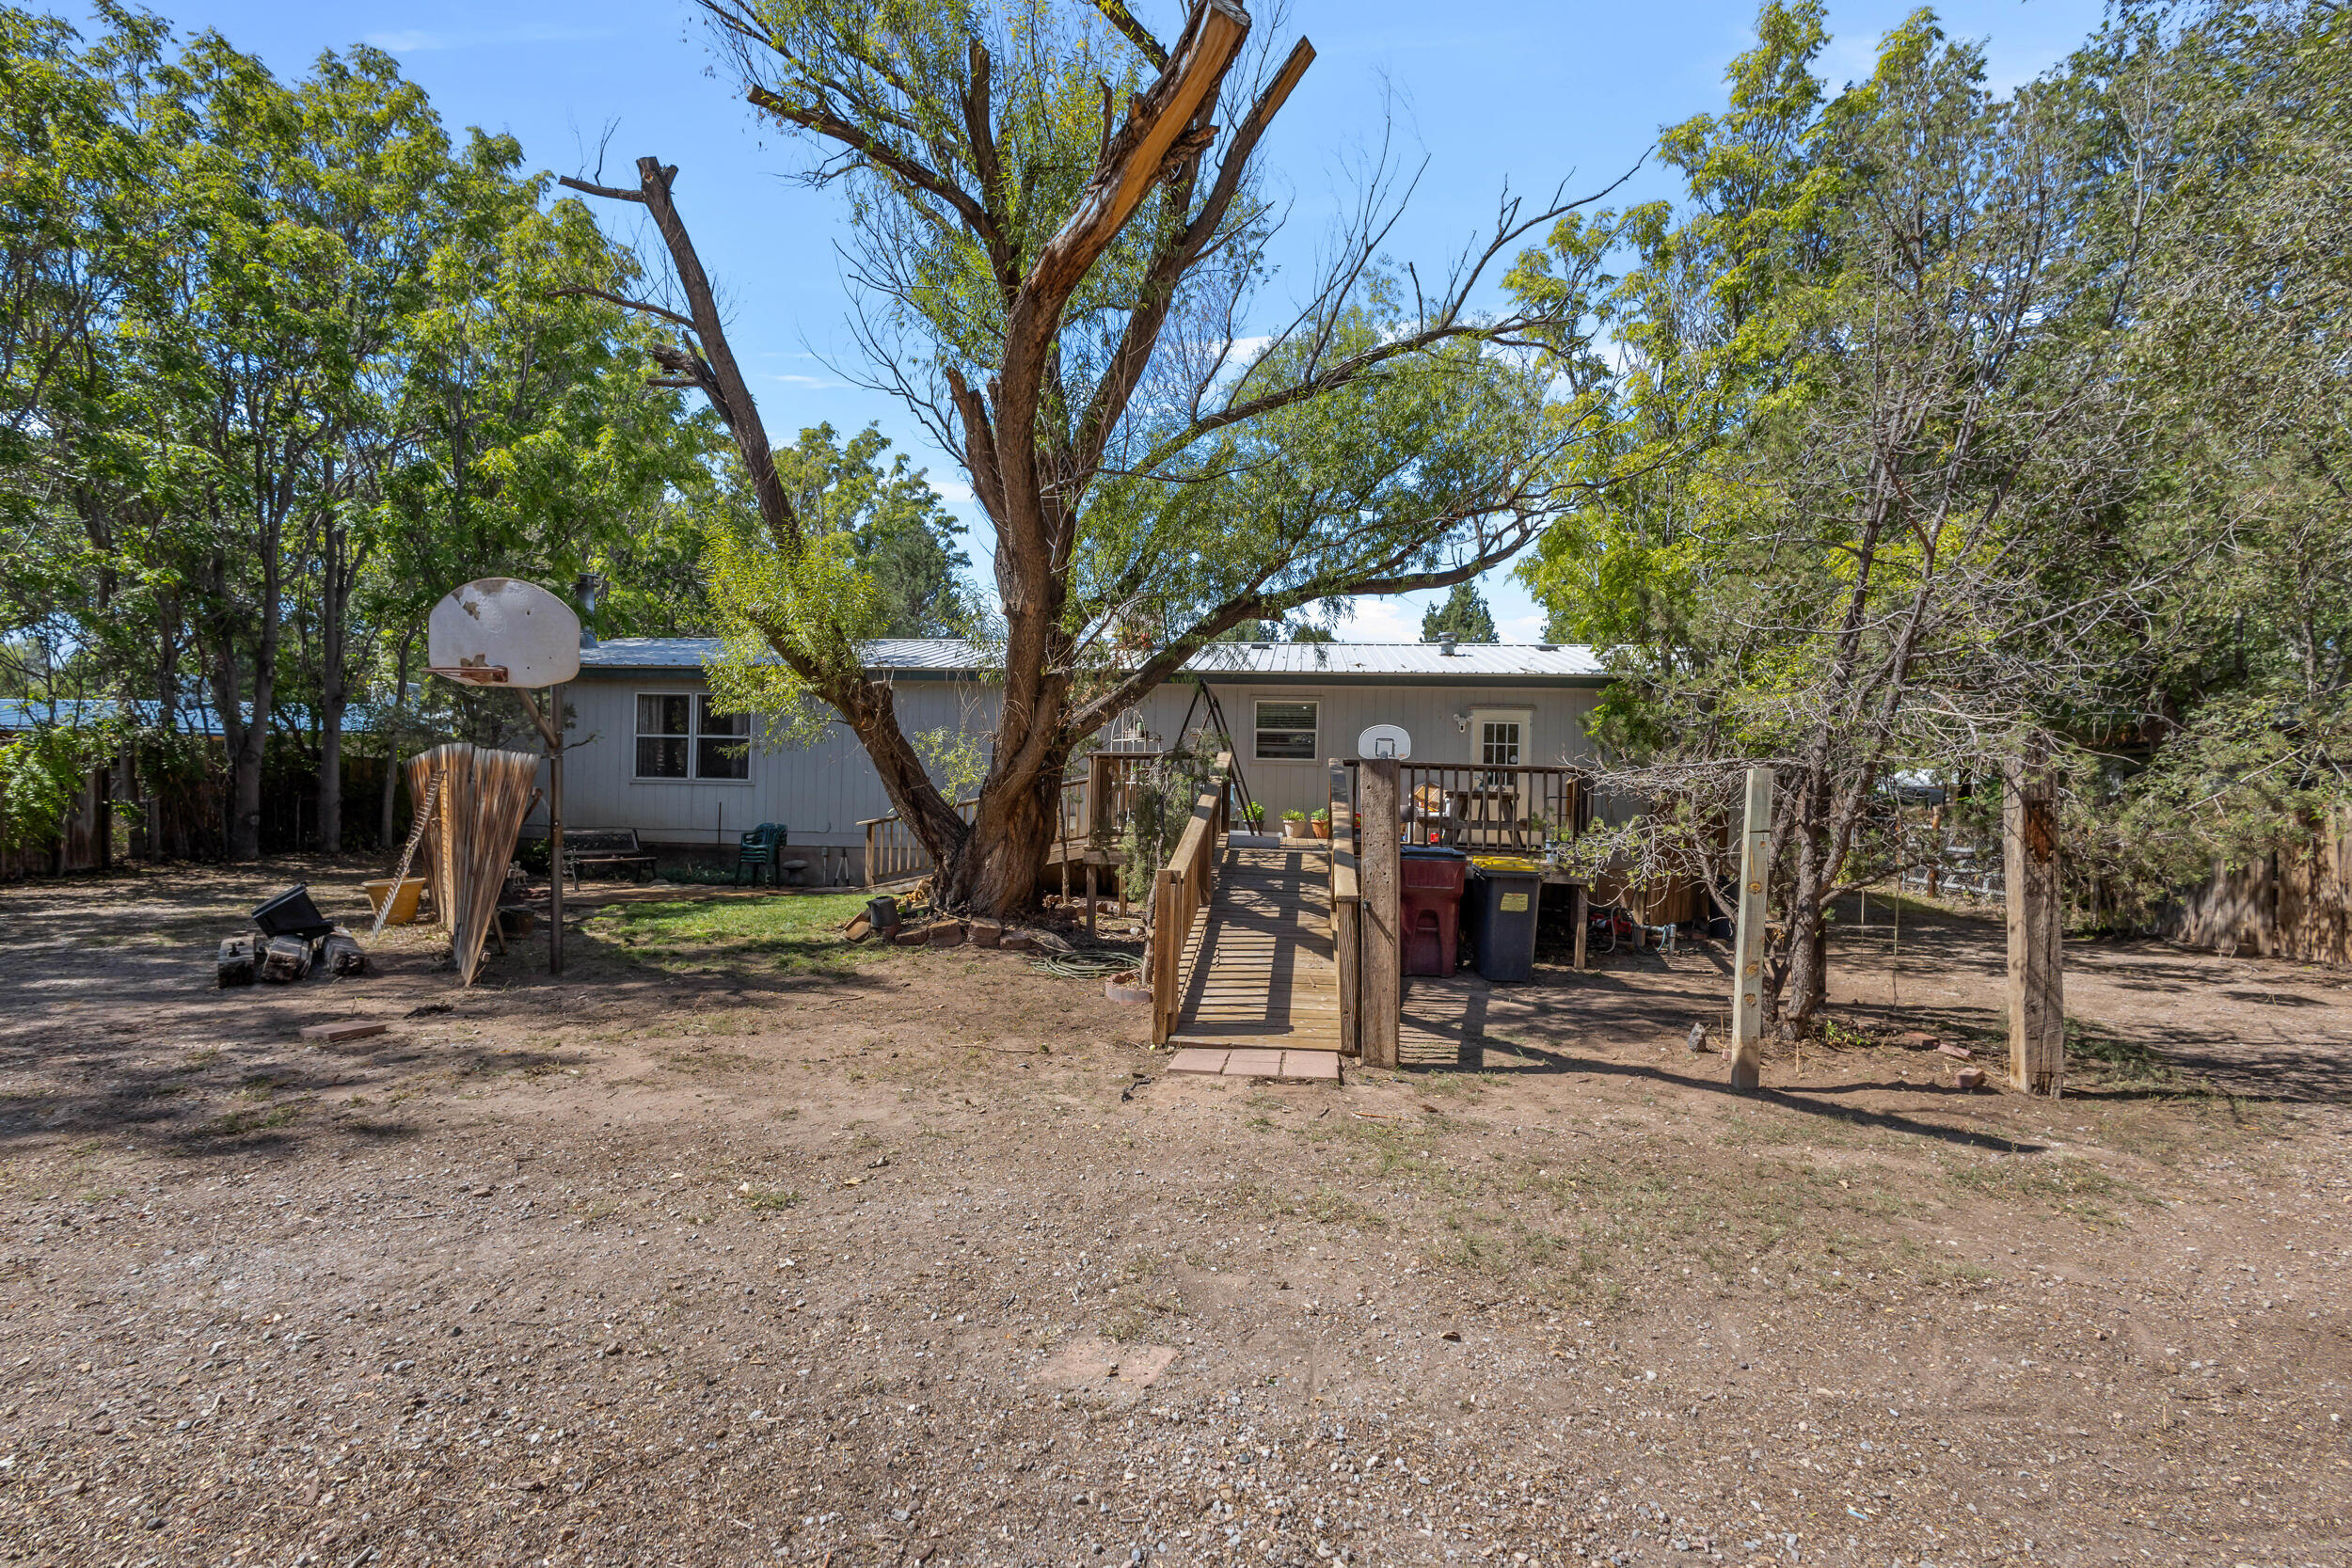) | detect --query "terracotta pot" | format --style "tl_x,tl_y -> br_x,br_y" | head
1311,819 -> 1330,839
